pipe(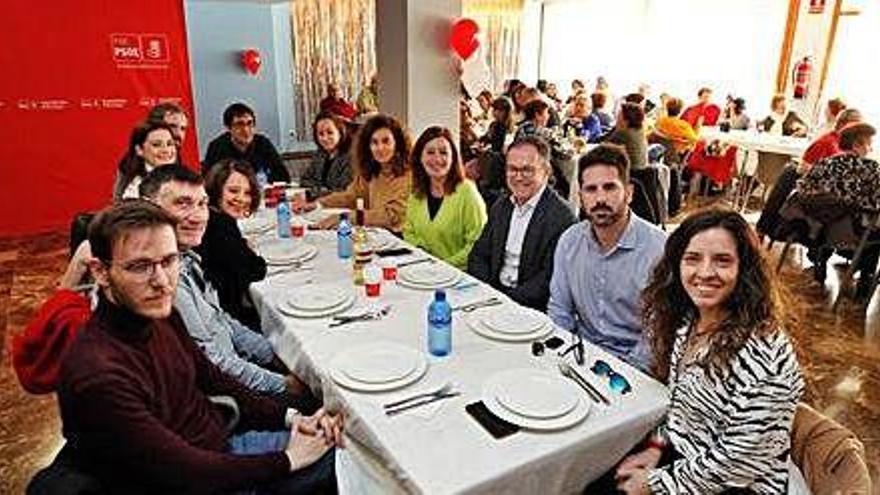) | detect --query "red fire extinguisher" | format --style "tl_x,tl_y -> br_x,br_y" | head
792,56 -> 812,100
